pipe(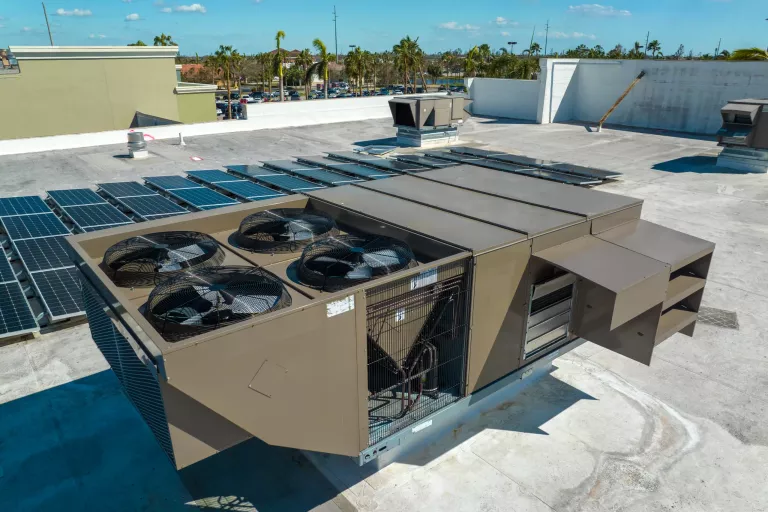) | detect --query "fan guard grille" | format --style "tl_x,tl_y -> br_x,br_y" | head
236,208 -> 340,253
103,231 -> 225,287
296,235 -> 418,292
146,266 -> 292,342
